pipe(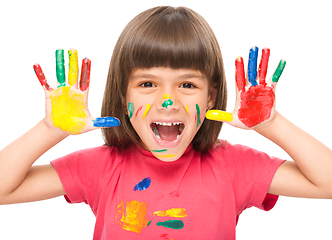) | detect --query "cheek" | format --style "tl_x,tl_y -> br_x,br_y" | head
185,103 -> 204,129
